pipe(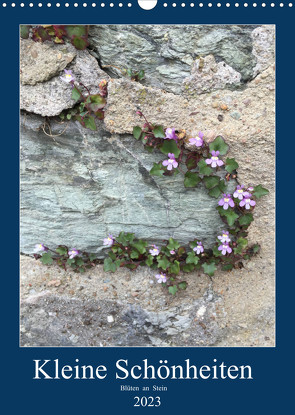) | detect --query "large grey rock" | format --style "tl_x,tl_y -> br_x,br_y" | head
89,24 -> 260,94
20,39 -> 76,85
20,113 -> 233,255
20,39 -> 109,117
183,55 -> 241,96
